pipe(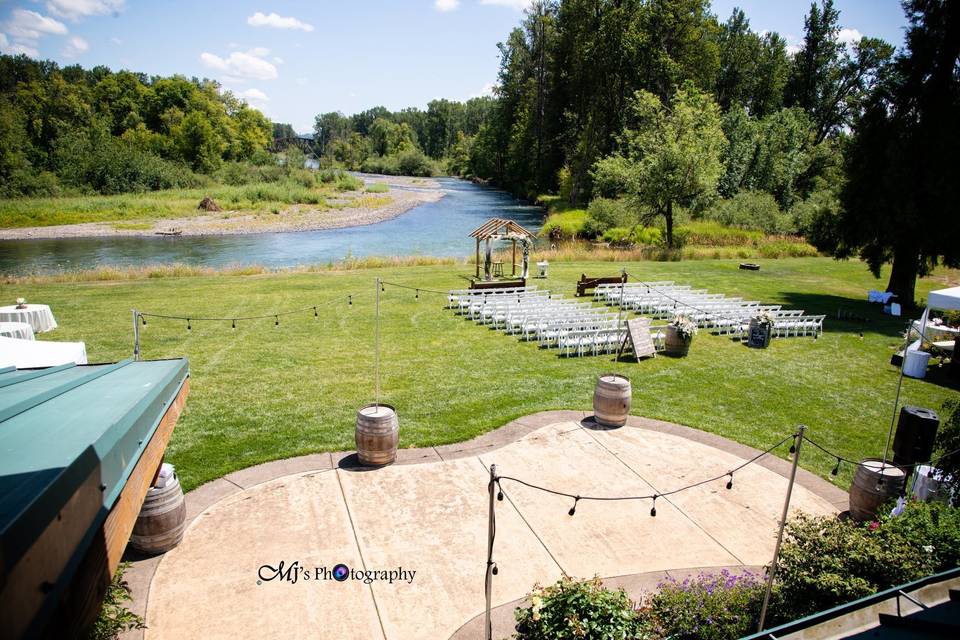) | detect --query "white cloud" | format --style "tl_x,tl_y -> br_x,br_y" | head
247,46 -> 270,57
471,82 -> 496,98
238,88 -> 269,102
199,48 -> 278,82
272,56 -> 283,64
0,33 -> 41,57
786,44 -> 802,55
480,0 -> 533,9
4,9 -> 68,40
838,27 -> 863,48
62,34 -> 88,57
46,0 -> 125,21
435,0 -> 460,11
247,11 -> 314,32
